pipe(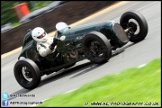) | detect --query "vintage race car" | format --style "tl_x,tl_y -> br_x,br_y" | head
14,11 -> 148,89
